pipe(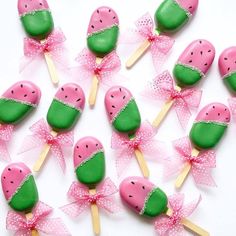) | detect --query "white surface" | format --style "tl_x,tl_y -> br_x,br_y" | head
0,0 -> 235,235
